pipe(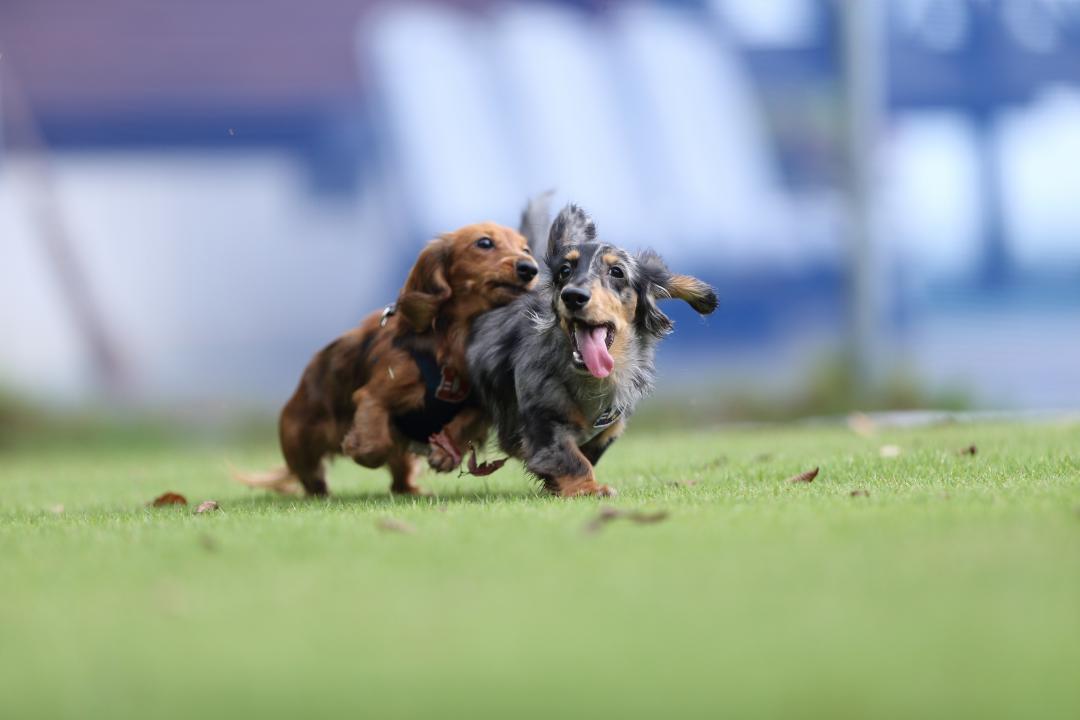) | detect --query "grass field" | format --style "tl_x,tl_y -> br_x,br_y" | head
2,420 -> 1079,719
